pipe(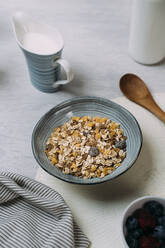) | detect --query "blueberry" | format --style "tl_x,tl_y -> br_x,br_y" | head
153,225 -> 165,239
159,239 -> 165,248
126,216 -> 139,231
88,147 -> 99,157
143,201 -> 164,217
115,140 -> 126,149
126,235 -> 139,248
138,209 -> 156,230
144,228 -> 153,236
133,208 -> 144,218
158,216 -> 165,227
139,236 -> 160,248
130,228 -> 143,239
